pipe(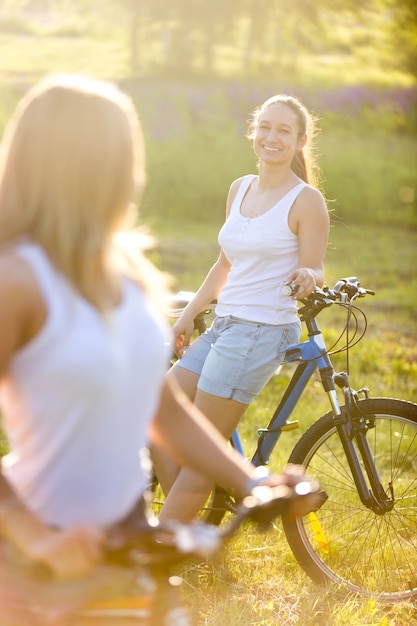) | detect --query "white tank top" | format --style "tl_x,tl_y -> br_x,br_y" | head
216,175 -> 306,325
0,242 -> 170,528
